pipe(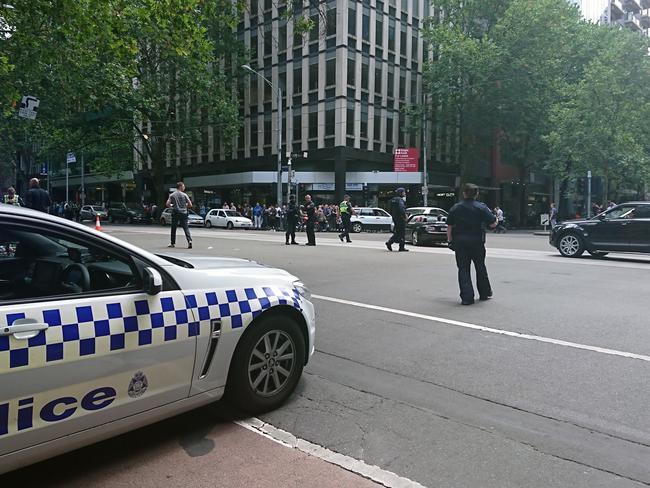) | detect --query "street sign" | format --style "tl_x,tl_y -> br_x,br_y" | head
66,152 -> 76,164
540,213 -> 550,226
18,95 -> 39,119
421,186 -> 429,195
281,165 -> 289,172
